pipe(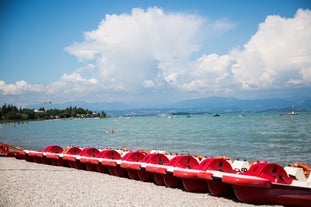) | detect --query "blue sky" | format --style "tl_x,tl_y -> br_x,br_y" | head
1,0 -> 310,107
